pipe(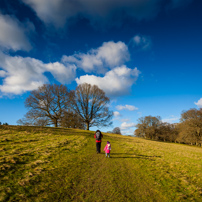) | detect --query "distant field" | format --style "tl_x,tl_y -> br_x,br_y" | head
1,125 -> 202,202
